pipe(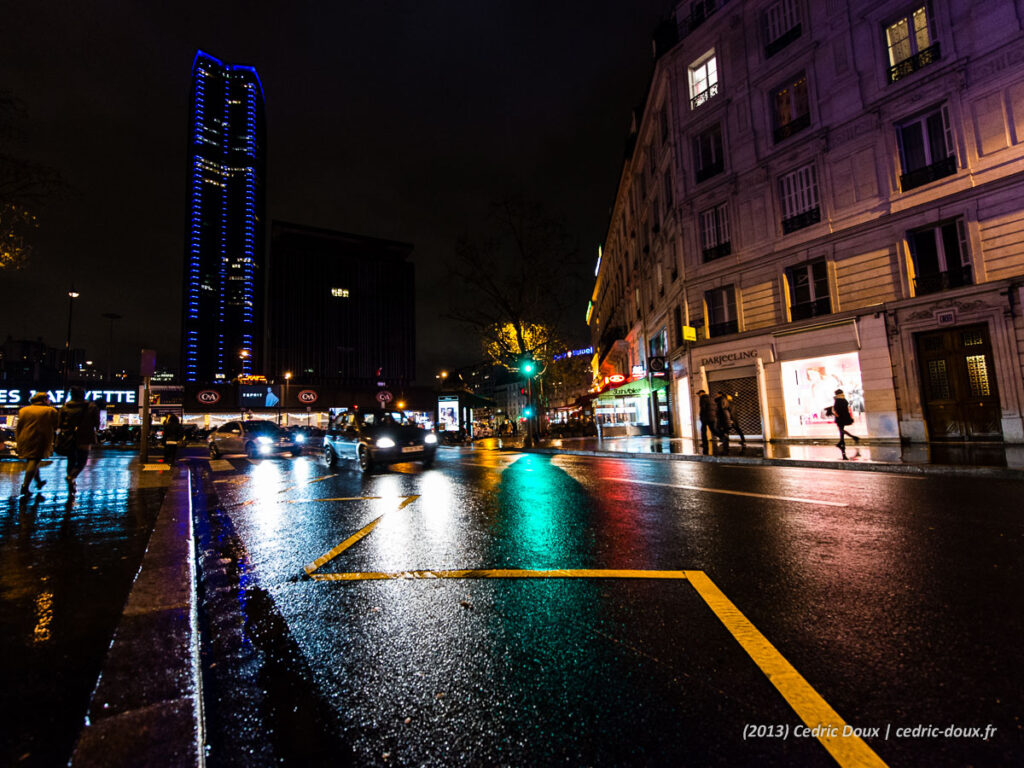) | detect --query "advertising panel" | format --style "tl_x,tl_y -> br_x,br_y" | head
239,384 -> 281,410
437,395 -> 460,432
781,352 -> 866,438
